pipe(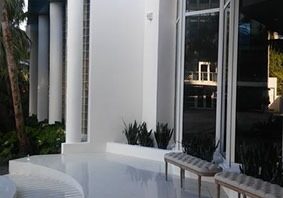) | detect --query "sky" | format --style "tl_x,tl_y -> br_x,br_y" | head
19,0 -> 28,30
